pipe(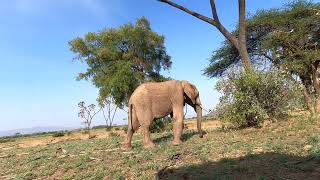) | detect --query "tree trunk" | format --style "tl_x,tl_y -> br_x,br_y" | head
238,0 -> 252,71
87,127 -> 91,138
311,61 -> 320,95
196,104 -> 203,138
311,61 -> 320,114
238,46 -> 252,71
303,88 -> 315,115
300,73 -> 316,115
